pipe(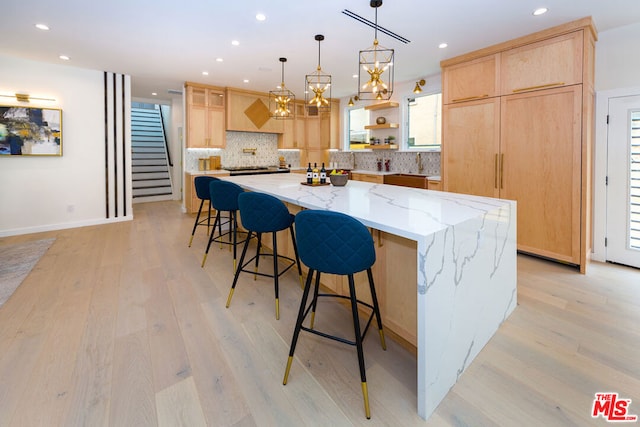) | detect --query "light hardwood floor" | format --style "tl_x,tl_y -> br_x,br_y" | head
0,200 -> 638,426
